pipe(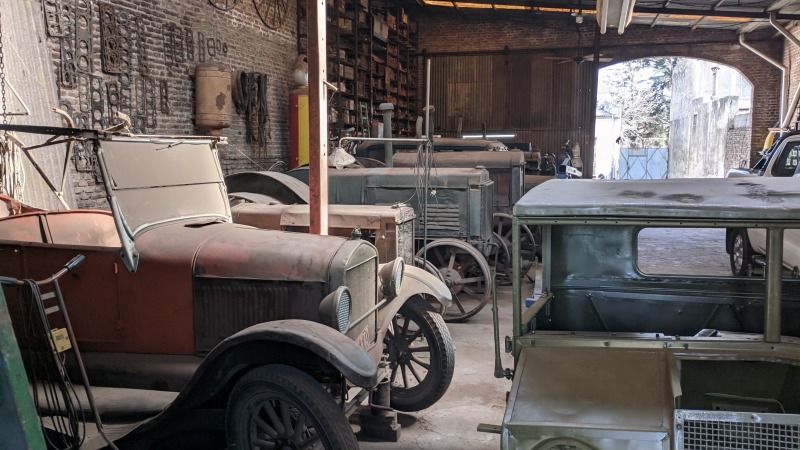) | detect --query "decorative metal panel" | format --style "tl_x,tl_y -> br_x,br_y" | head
676,410 -> 800,450
343,258 -> 377,344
